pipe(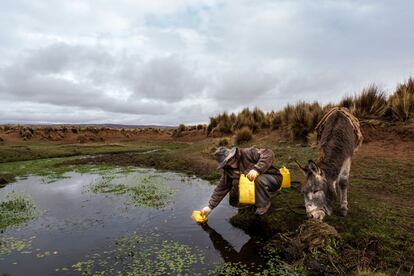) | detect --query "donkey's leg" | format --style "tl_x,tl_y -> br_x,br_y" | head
338,158 -> 351,217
